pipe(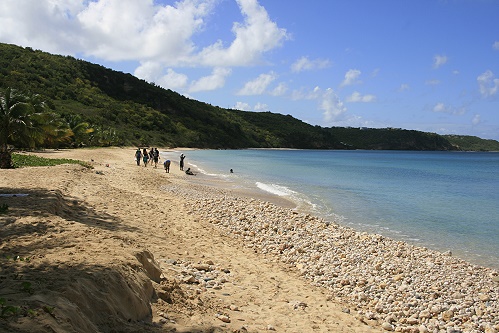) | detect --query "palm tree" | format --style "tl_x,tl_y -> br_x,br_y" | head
0,87 -> 50,168
65,114 -> 94,147
39,112 -> 74,149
